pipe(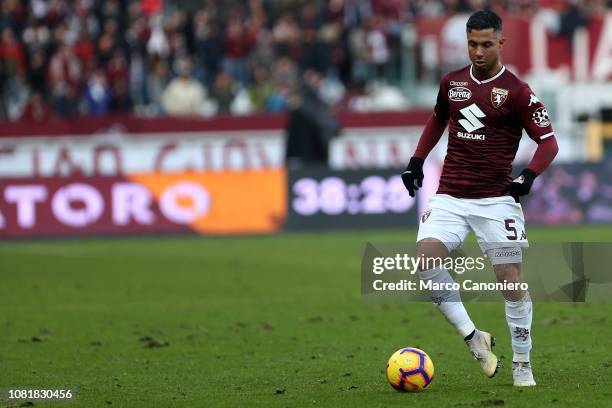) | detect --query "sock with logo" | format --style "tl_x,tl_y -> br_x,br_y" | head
505,291 -> 533,362
420,267 -> 476,338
